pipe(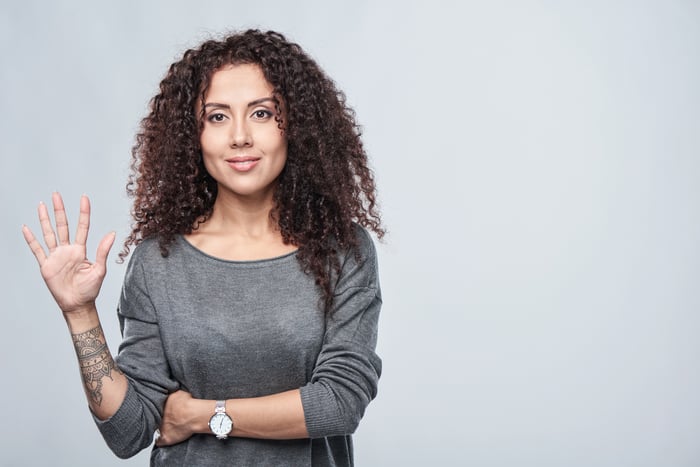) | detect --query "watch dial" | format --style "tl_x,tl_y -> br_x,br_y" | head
220,415 -> 232,433
210,413 -> 232,435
